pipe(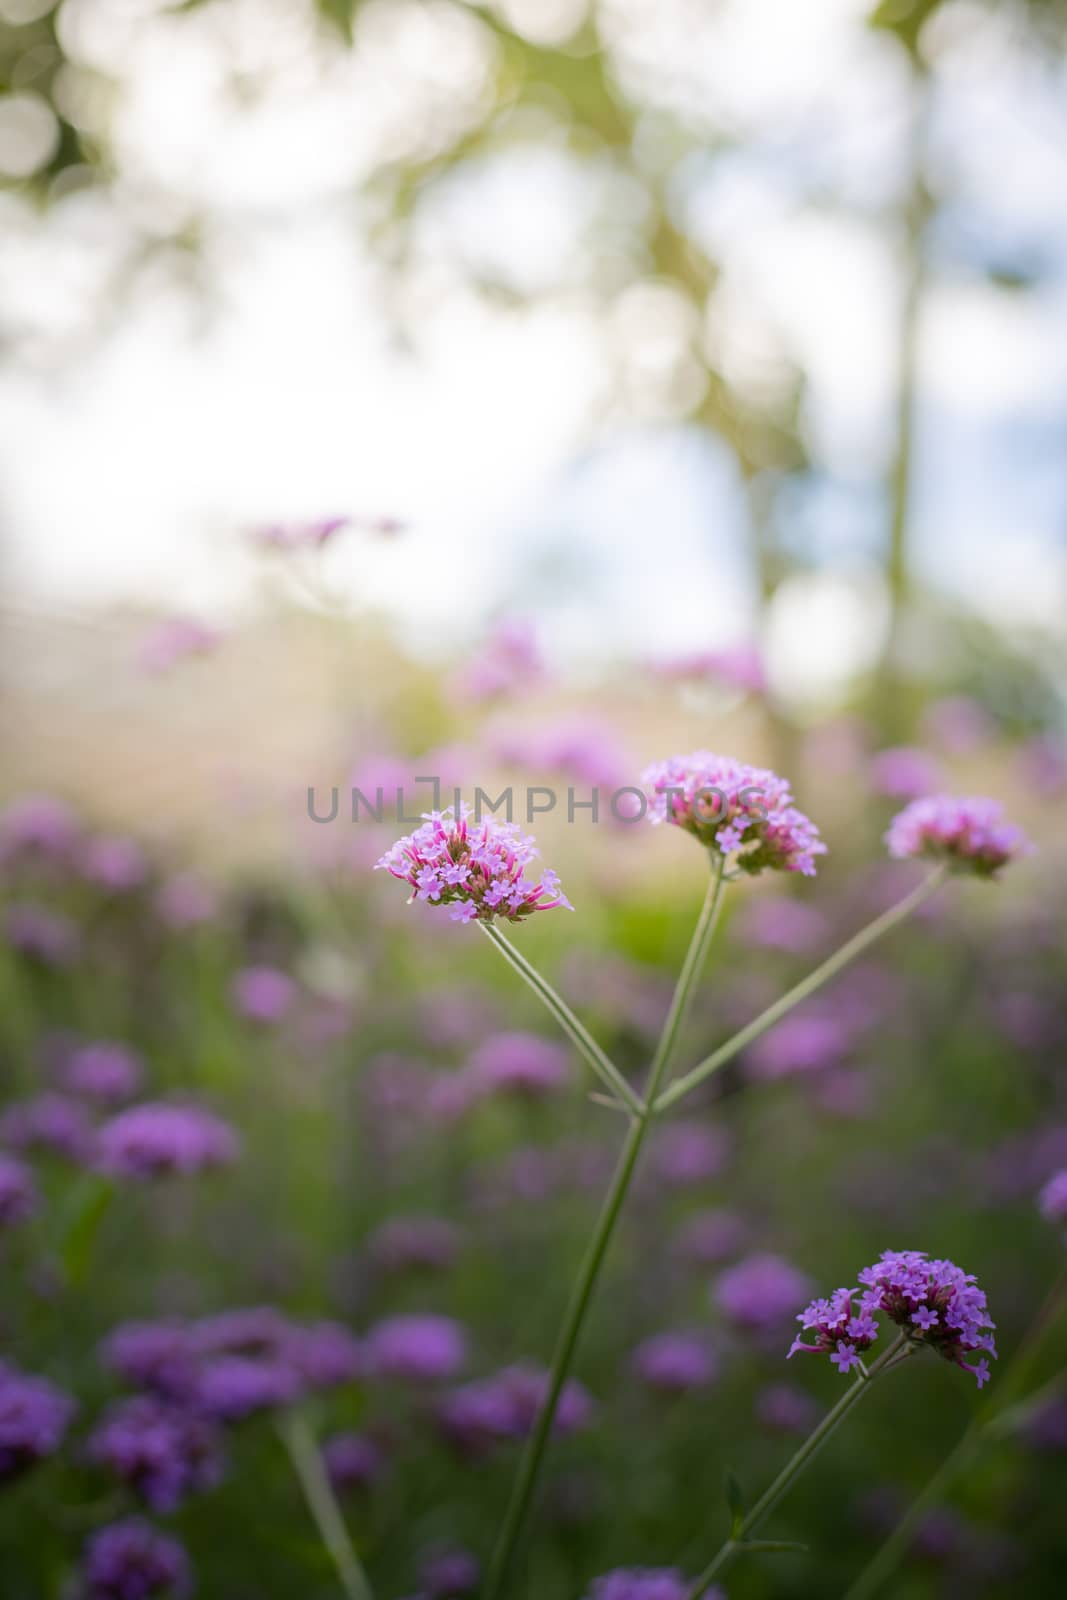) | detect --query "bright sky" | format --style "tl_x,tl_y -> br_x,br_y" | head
1,0 -> 1064,701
